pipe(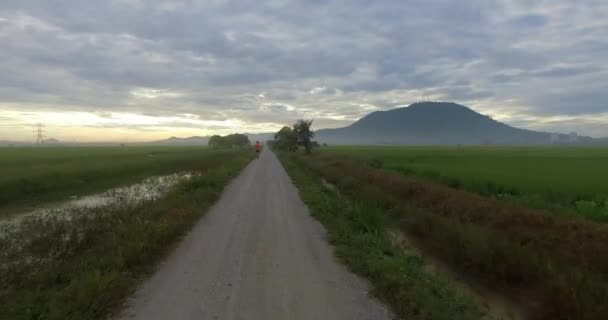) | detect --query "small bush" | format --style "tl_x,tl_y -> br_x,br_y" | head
337,176 -> 360,194
396,166 -> 415,175
368,158 -> 384,169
